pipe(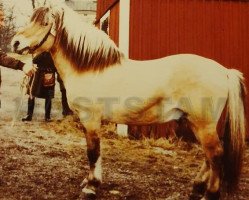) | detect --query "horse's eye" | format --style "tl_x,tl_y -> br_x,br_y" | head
44,22 -> 49,26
